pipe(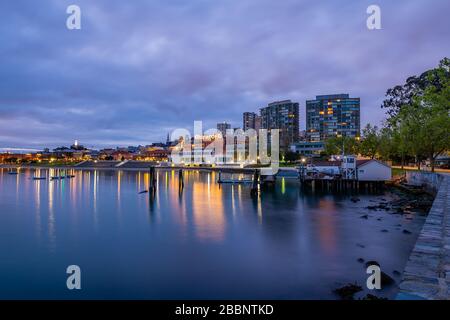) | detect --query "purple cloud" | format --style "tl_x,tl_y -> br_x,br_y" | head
0,0 -> 449,149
